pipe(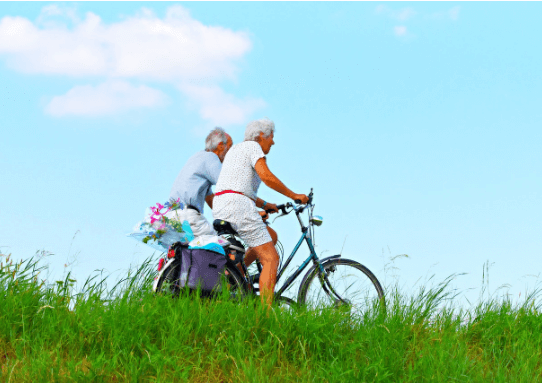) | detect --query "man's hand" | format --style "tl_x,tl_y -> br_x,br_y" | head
292,194 -> 309,204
